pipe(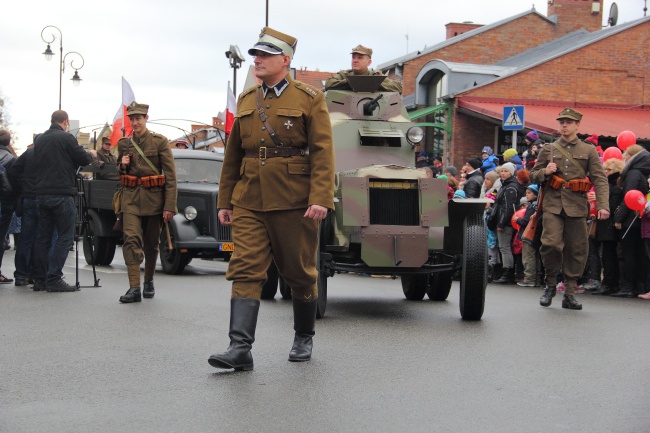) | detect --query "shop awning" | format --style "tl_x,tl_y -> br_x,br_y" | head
457,100 -> 650,140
